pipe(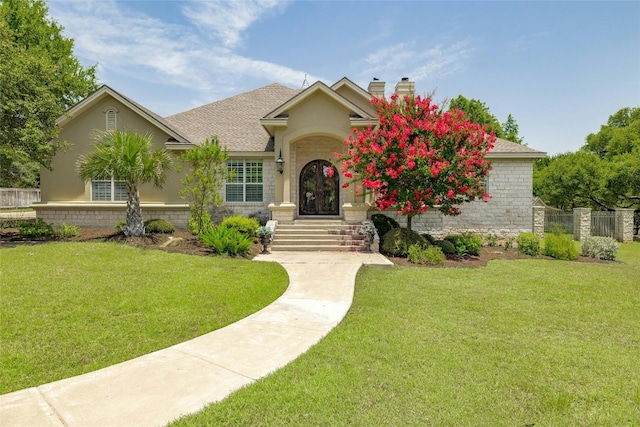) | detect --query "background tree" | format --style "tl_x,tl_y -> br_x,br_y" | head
177,137 -> 229,234
0,0 -> 97,188
338,94 -> 495,230
502,114 -> 524,145
534,107 -> 640,212
448,95 -> 524,144
77,131 -> 172,237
